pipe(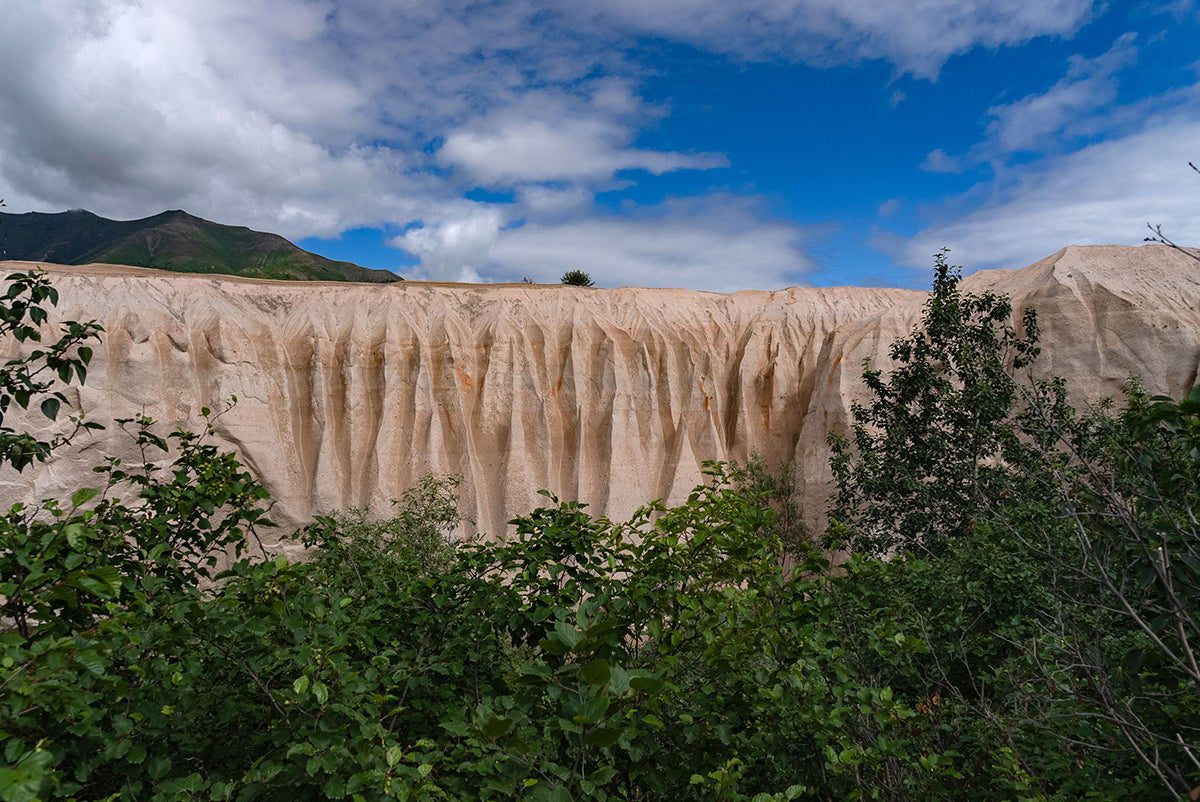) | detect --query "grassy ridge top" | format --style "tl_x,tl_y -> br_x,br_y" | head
0,209 -> 401,283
